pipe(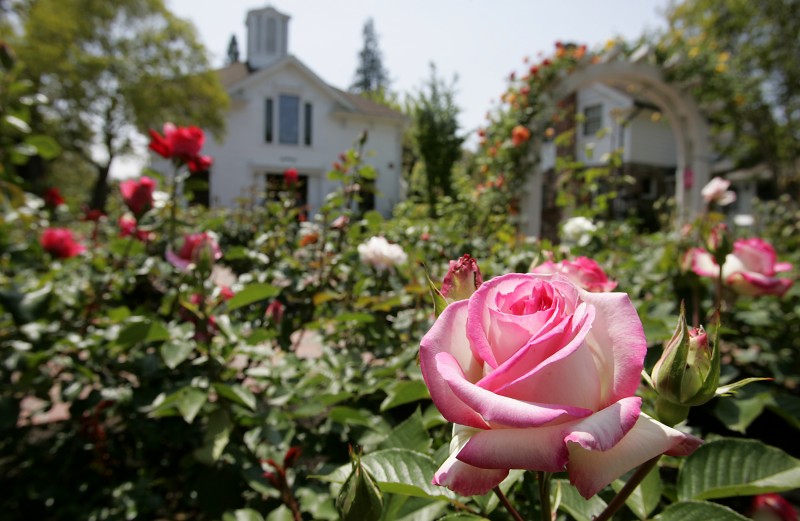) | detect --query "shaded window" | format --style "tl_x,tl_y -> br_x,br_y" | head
279,94 -> 299,145
265,98 -> 273,143
266,17 -> 276,53
583,104 -> 603,136
304,102 -> 312,146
